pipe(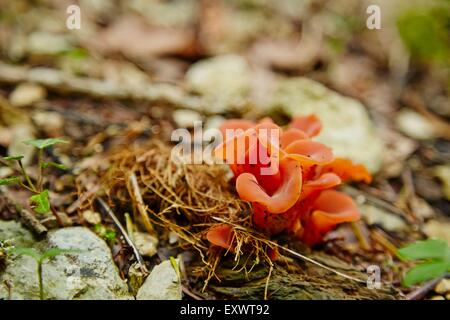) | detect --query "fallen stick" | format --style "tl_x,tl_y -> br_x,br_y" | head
0,62 -> 209,113
96,198 -> 148,274
18,209 -> 48,238
128,173 -> 155,235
